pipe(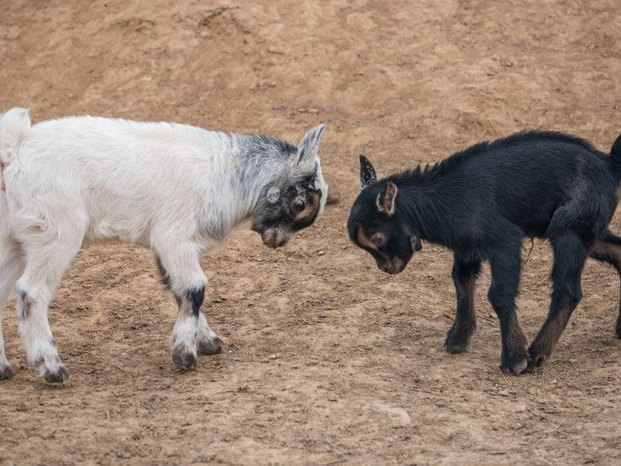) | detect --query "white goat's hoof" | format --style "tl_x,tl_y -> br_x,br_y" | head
42,365 -> 68,384
172,350 -> 197,370
0,364 -> 12,381
198,336 -> 222,355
